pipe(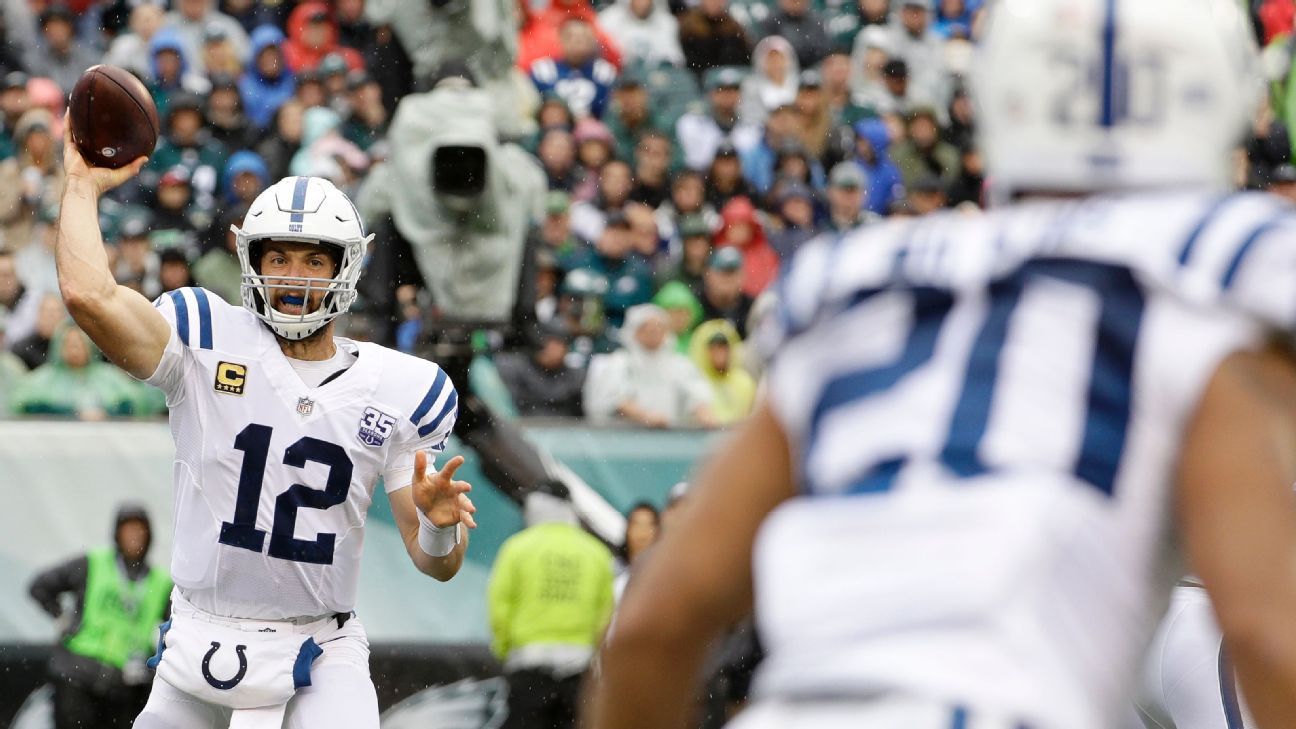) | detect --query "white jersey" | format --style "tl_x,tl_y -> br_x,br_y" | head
146,287 -> 458,620
752,190 -> 1296,729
